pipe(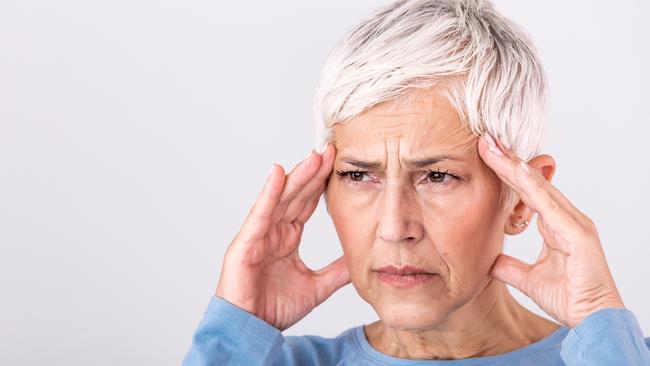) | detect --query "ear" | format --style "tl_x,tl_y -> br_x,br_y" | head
504,154 -> 556,235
